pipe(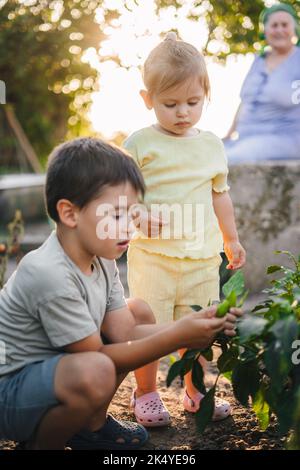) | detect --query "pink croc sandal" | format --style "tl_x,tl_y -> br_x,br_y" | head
183,391 -> 231,421
130,391 -> 171,428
